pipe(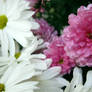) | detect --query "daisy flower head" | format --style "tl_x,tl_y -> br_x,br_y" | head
0,61 -> 40,92
62,4 -> 92,67
30,60 -> 69,92
0,53 -> 64,92
64,67 -> 92,92
0,37 -> 50,76
0,0 -> 39,56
